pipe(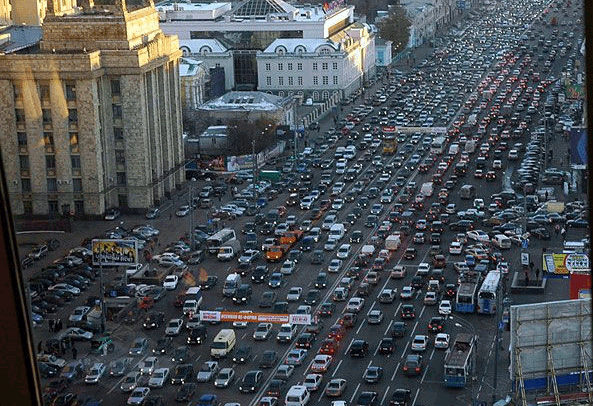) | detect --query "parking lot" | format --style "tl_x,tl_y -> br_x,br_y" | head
23,0 -> 587,405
